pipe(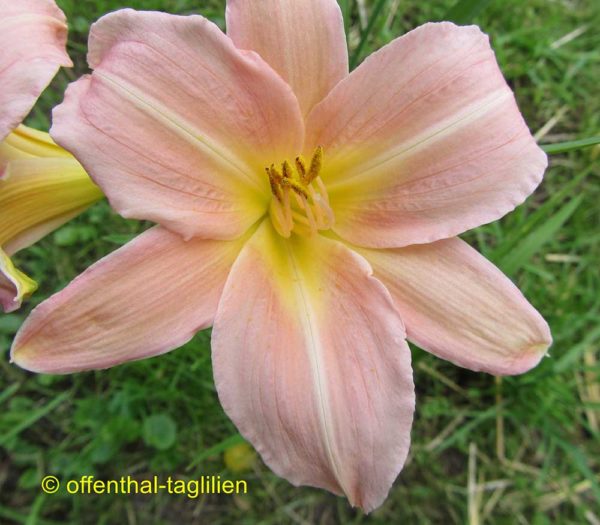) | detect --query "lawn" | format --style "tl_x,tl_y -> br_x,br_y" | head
1,0 -> 599,523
